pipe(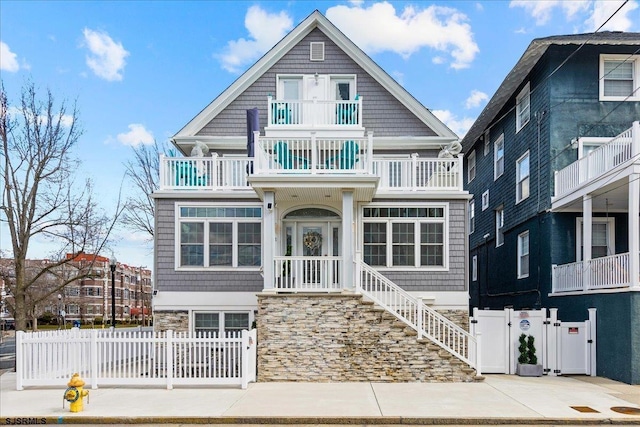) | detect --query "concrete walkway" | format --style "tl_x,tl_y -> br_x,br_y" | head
0,372 -> 639,424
